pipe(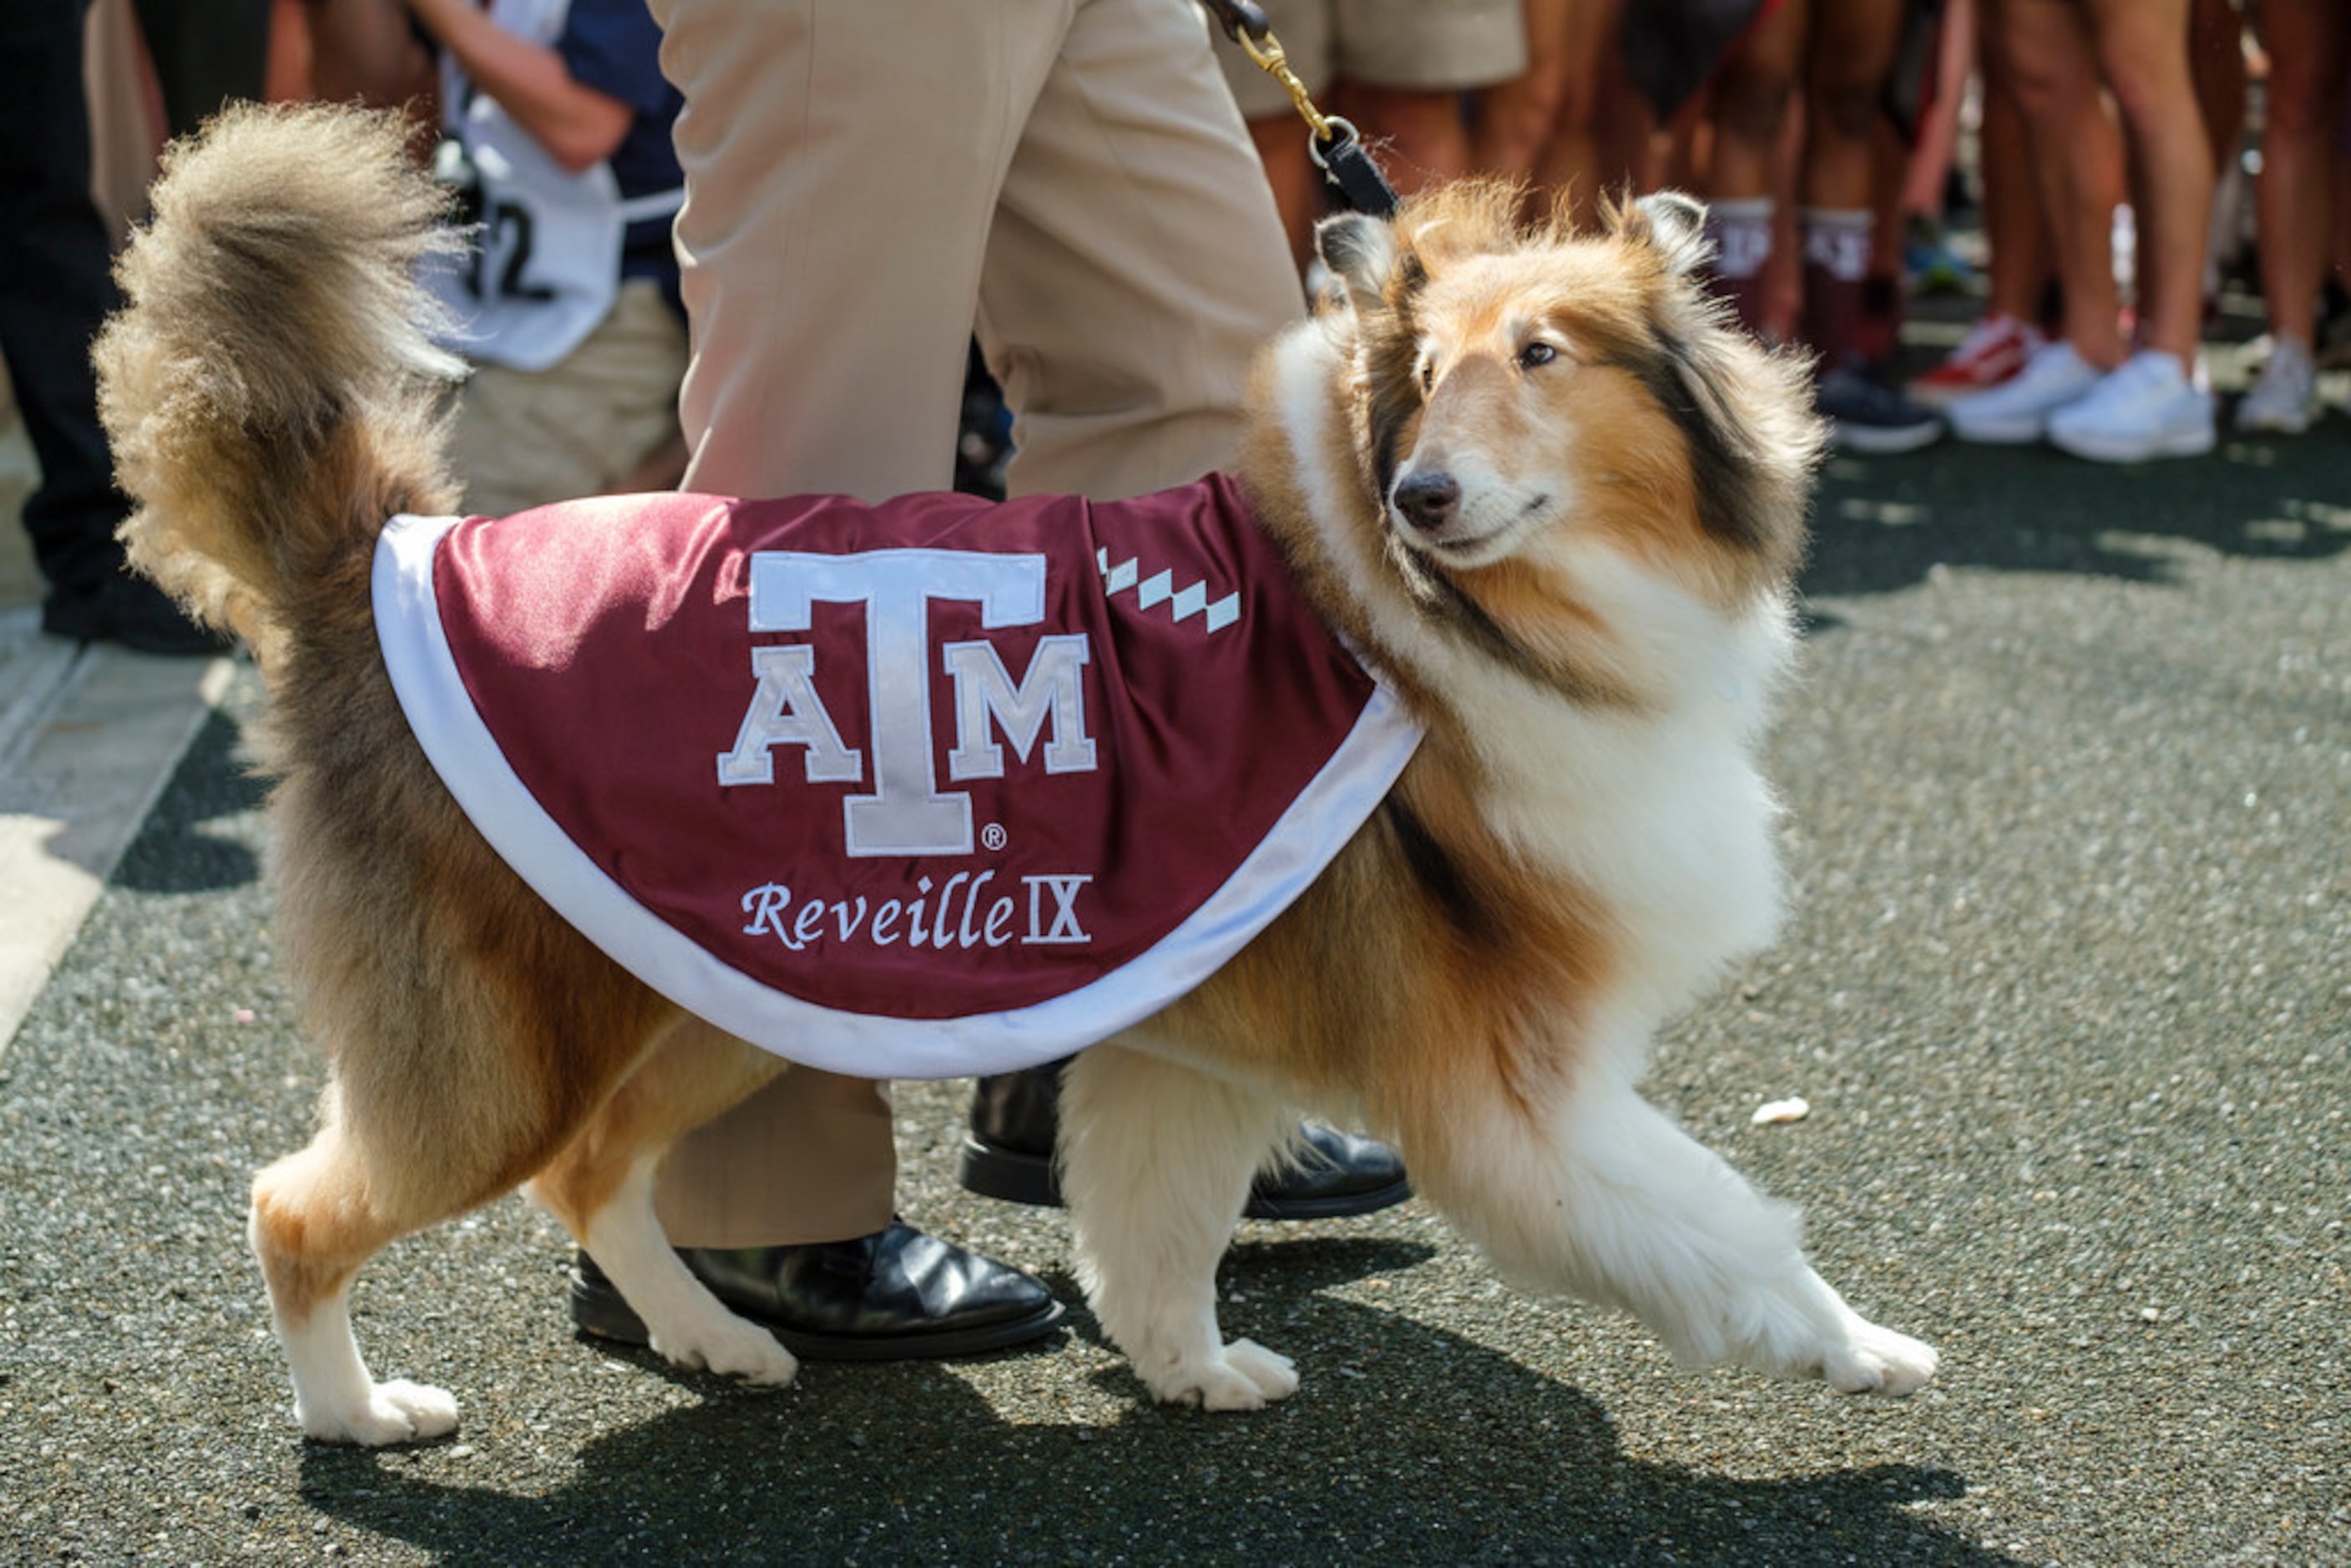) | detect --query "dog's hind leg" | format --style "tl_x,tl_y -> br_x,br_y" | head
250,1114 -> 463,1445
1414,1071 -> 1939,1396
1061,1040 -> 1300,1410
527,1018 -> 797,1386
